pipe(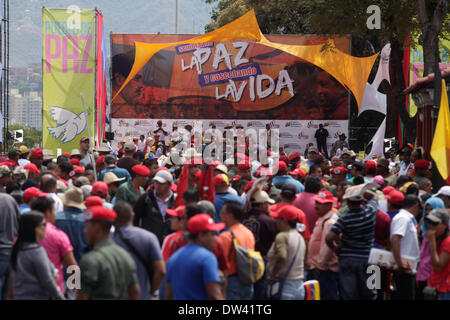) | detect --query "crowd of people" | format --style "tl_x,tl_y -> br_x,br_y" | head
0,127 -> 449,301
